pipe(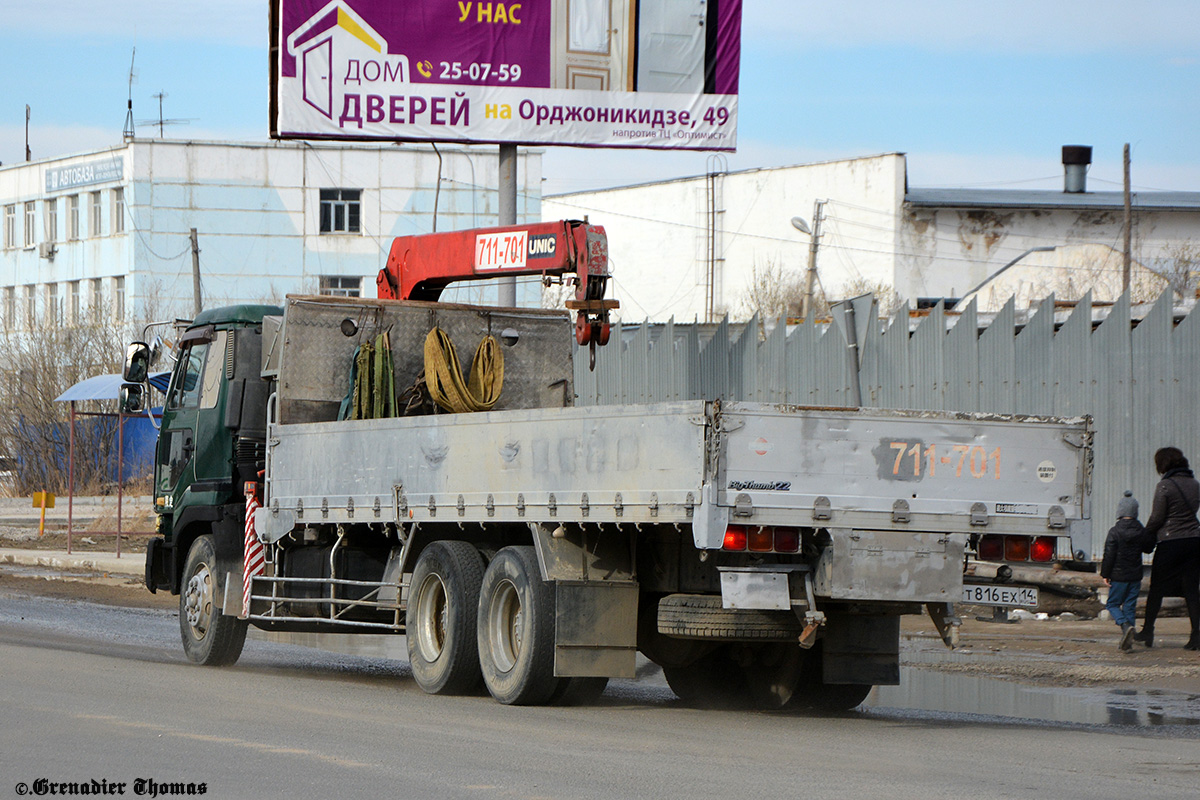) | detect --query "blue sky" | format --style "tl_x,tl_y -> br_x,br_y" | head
2,1 -> 1197,195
